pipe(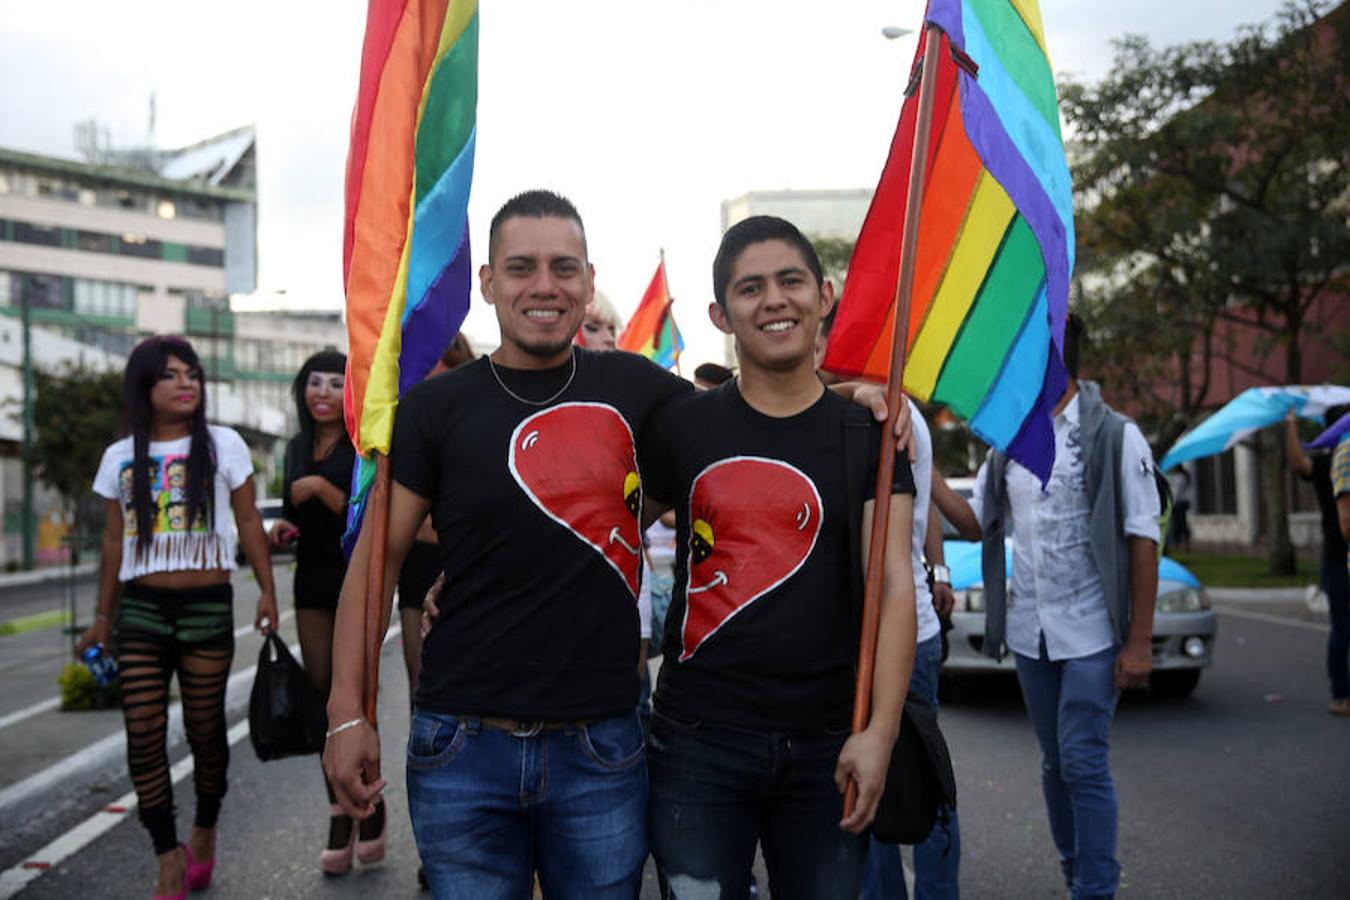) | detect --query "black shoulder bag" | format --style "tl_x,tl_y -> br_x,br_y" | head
841,409 -> 958,845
